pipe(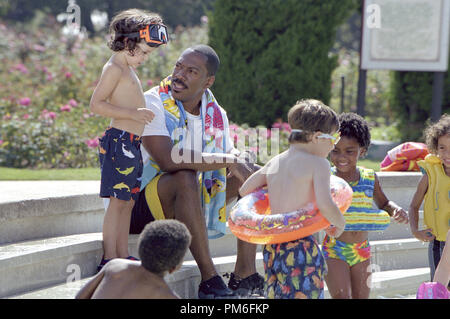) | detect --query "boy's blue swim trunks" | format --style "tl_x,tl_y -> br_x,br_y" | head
98,127 -> 143,201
